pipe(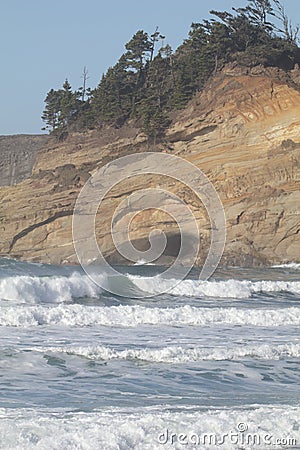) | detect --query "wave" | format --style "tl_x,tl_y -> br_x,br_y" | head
32,342 -> 300,363
134,259 -> 156,266
129,275 -> 300,298
1,405 -> 299,450
0,272 -> 104,303
1,304 -> 300,328
0,270 -> 299,304
272,263 -> 300,270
